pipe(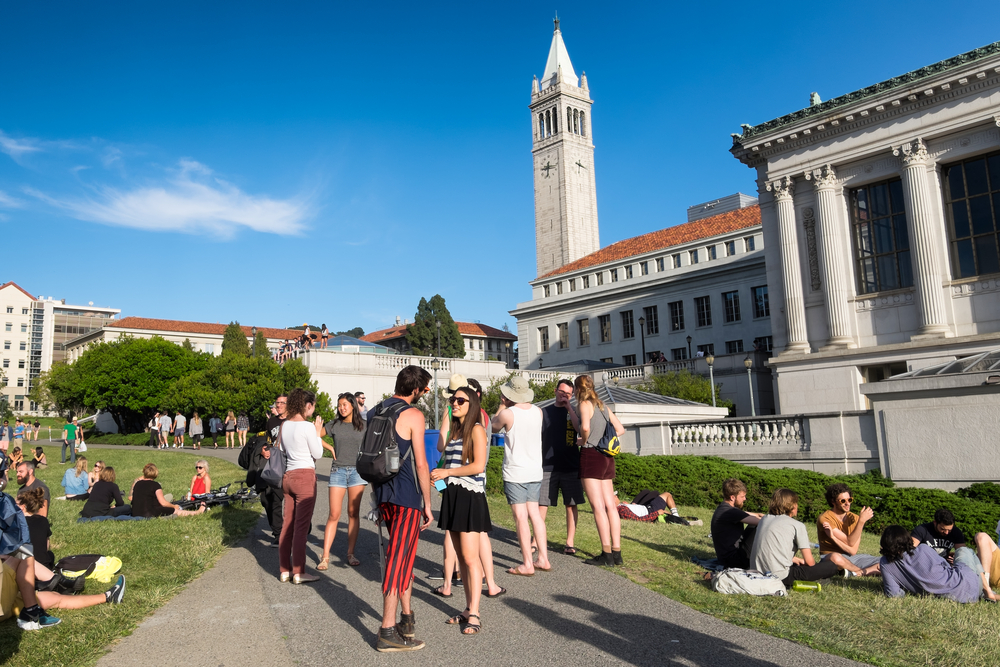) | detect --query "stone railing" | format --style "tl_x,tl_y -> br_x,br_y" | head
668,416 -> 806,450
372,354 -> 454,372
